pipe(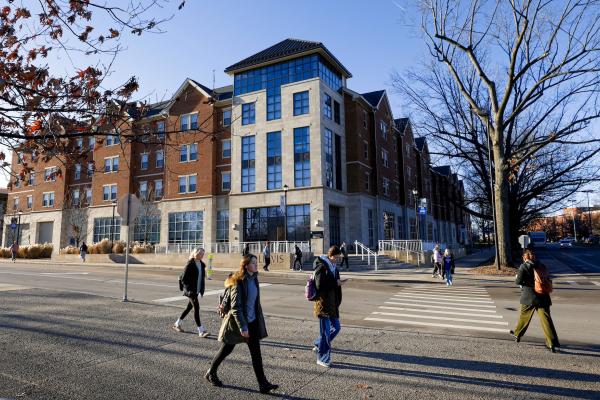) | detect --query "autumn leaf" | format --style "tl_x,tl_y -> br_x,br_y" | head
108,28 -> 119,38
